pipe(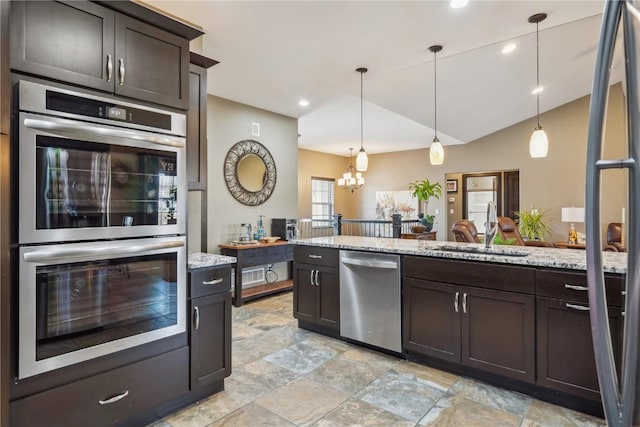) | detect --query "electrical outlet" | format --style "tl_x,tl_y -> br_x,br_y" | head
251,122 -> 260,136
